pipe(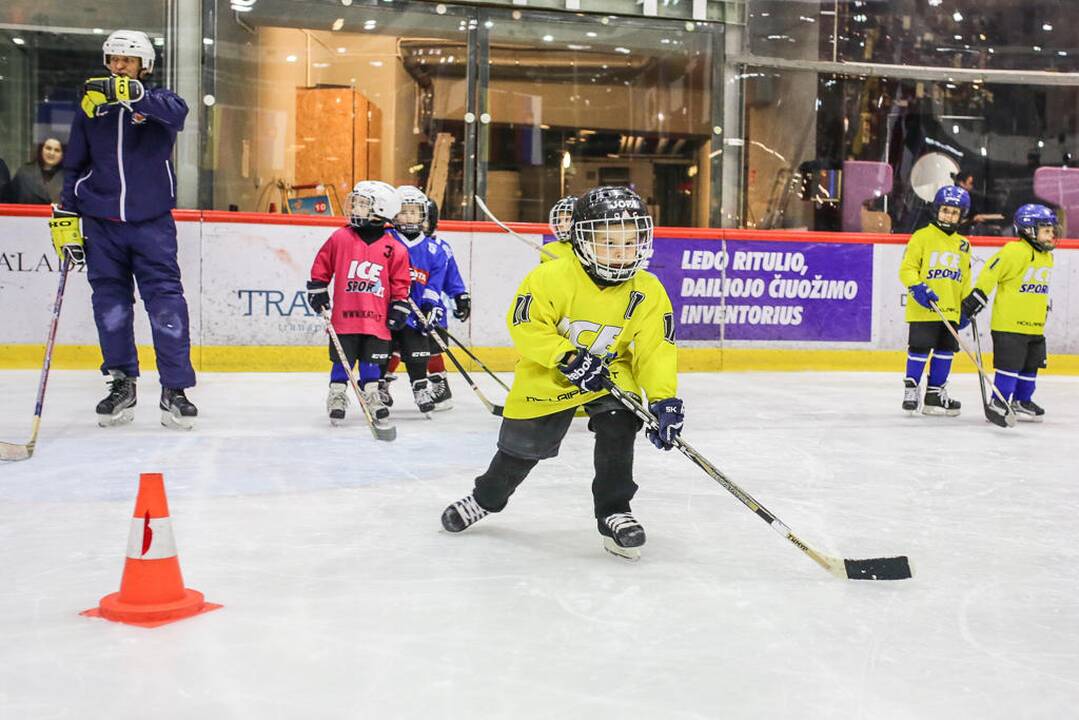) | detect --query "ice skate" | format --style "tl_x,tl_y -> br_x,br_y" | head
412,378 -> 435,416
922,384 -> 960,416
901,378 -> 919,414
363,383 -> 390,421
96,371 -> 136,427
1012,399 -> 1045,423
441,494 -> 490,533
327,382 -> 348,425
160,387 -> 197,430
378,376 -> 394,408
599,512 -> 646,561
429,371 -> 453,411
